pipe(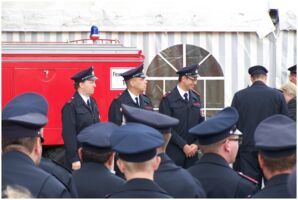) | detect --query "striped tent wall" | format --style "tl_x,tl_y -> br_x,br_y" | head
2,31 -> 296,106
